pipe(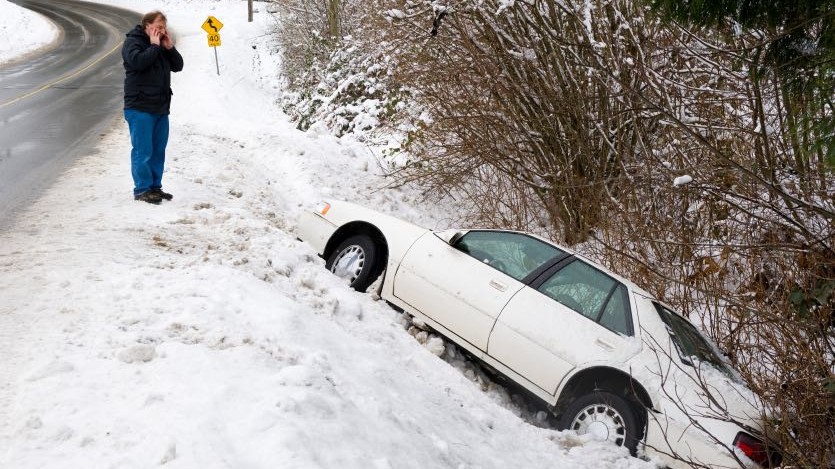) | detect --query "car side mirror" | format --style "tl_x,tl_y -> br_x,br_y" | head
433,229 -> 467,245
448,231 -> 466,245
